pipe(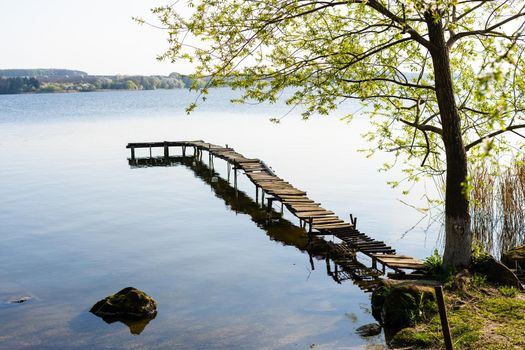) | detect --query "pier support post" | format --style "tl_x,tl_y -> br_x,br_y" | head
350,214 -> 357,229
164,143 -> 169,158
255,186 -> 259,202
266,197 -> 274,223
208,153 -> 212,169
183,146 -> 186,157
234,167 -> 238,190
130,147 -> 135,160
267,197 -> 273,212
149,146 -> 152,158
309,252 -> 315,271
